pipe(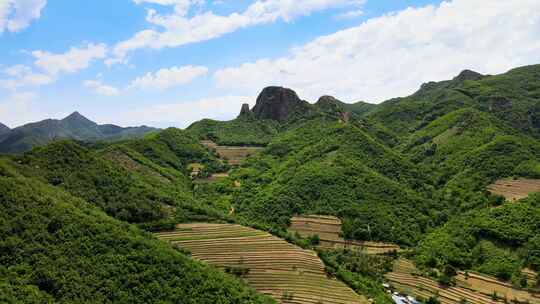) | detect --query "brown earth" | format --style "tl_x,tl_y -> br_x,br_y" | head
201,140 -> 263,166
155,223 -> 369,304
487,178 -> 540,201
289,215 -> 400,255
